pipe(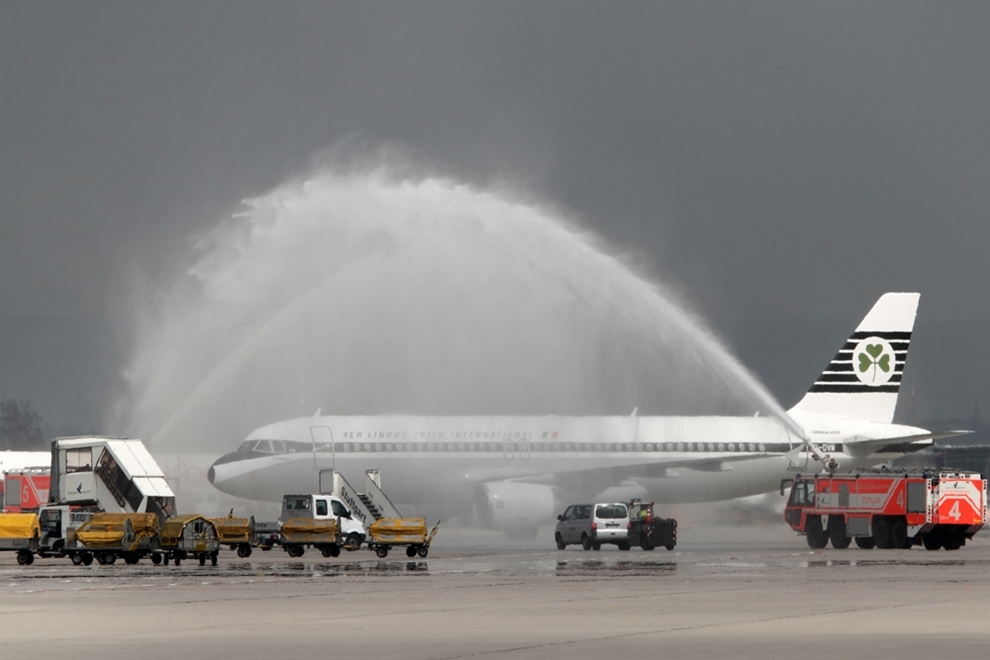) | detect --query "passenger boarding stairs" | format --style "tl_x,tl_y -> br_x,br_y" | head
326,470 -> 402,528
